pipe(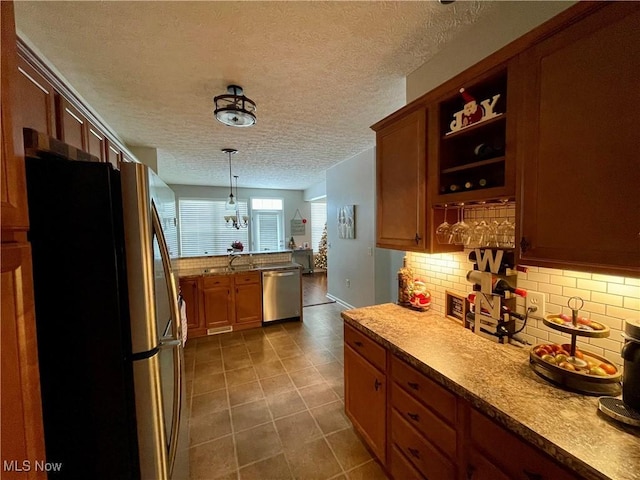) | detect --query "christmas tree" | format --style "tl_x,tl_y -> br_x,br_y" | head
315,223 -> 327,270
